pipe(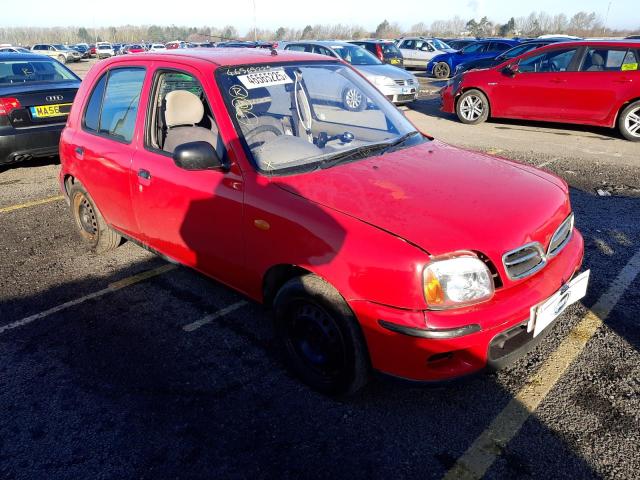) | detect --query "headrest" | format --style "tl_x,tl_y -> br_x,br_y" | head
591,52 -> 604,66
165,90 -> 204,127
